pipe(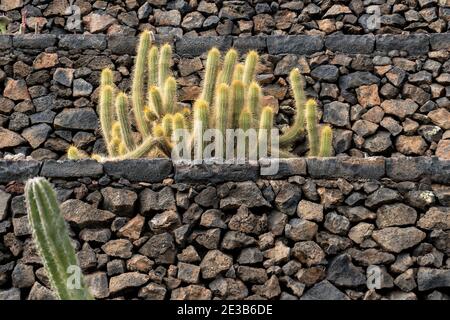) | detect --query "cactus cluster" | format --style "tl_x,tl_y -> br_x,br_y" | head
25,177 -> 93,300
68,30 -> 333,160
